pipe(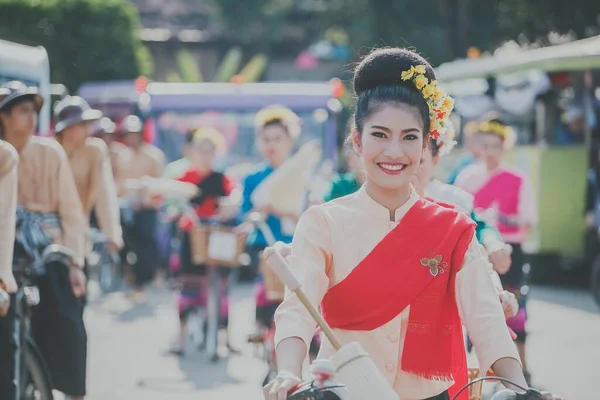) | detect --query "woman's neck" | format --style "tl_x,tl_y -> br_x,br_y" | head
364,180 -> 412,220
2,130 -> 30,153
269,158 -> 283,168
415,182 -> 426,198
355,170 -> 366,185
485,160 -> 501,172
191,164 -> 211,174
